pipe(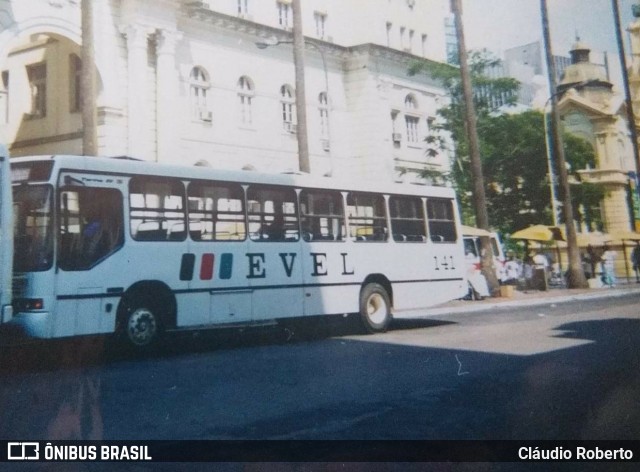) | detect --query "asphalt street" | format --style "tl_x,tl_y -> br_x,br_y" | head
1,292 -> 638,447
